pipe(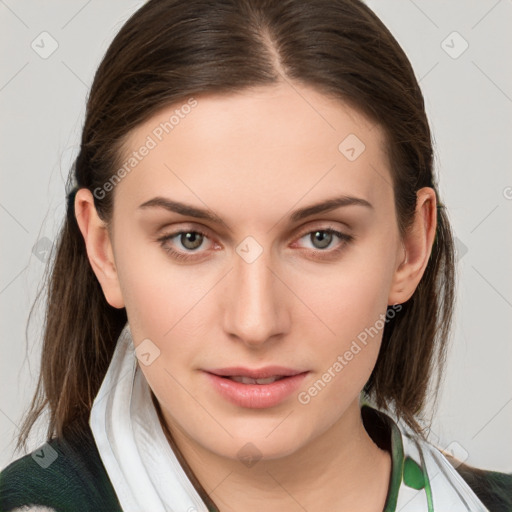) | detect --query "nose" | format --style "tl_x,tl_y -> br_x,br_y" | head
222,244 -> 289,349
